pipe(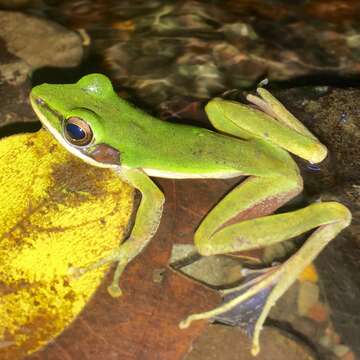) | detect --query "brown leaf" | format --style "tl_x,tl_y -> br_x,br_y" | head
28,178 -> 221,360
